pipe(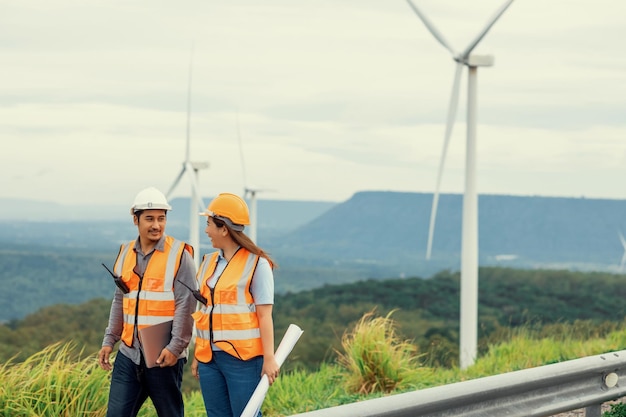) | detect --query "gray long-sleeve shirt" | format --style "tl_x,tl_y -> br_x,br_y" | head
101,236 -> 198,365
